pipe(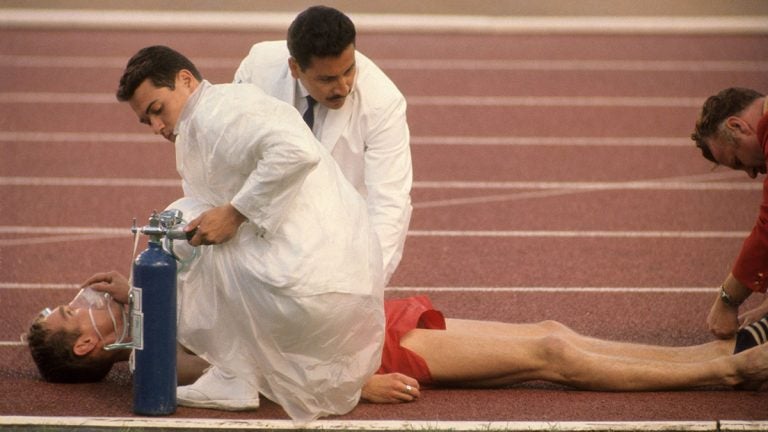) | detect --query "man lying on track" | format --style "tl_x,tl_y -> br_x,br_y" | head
691,87 -> 768,350
27,266 -> 768,408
